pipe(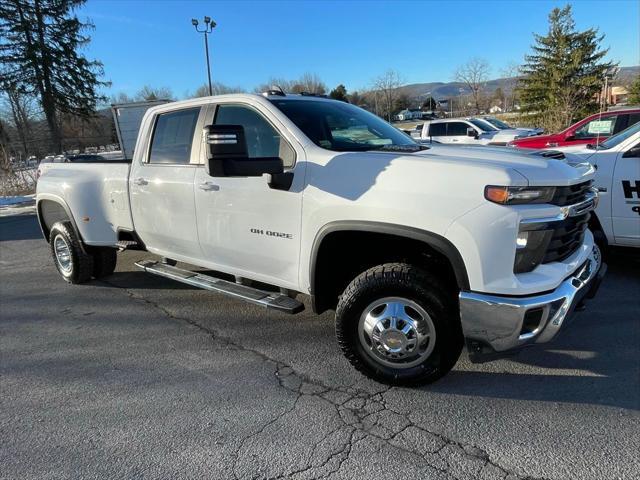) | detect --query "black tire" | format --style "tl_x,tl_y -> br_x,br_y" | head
335,263 -> 463,386
91,247 -> 117,278
49,221 -> 94,284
